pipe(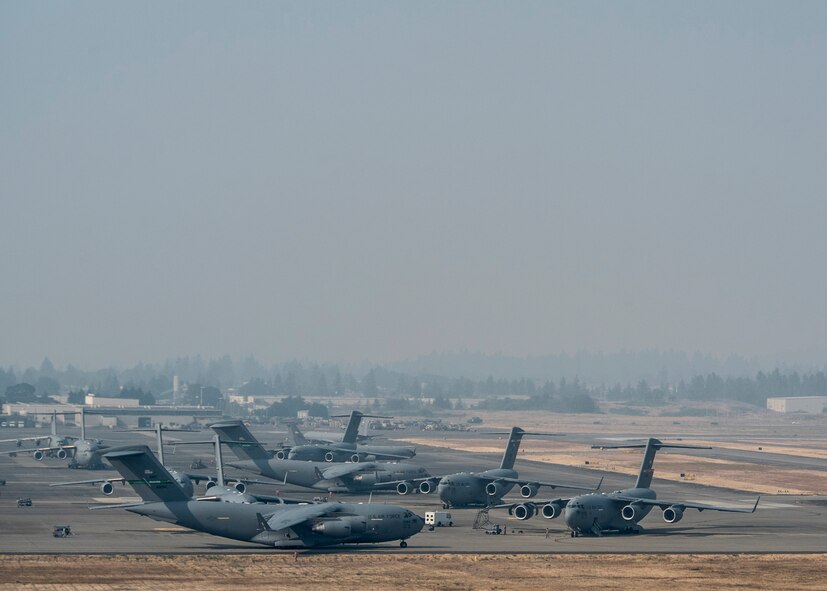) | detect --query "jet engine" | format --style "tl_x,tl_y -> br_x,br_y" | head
56,449 -> 68,460
662,506 -> 684,523
324,451 -> 336,462
418,479 -> 438,494
205,479 -> 217,490
350,453 -> 362,463
234,482 -> 246,493
512,503 -> 536,520
520,483 -> 540,498
100,481 -> 114,495
485,481 -> 507,498
33,450 -> 44,461
621,503 -> 643,521
275,449 -> 289,460
541,502 -> 564,519
396,481 -> 415,495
